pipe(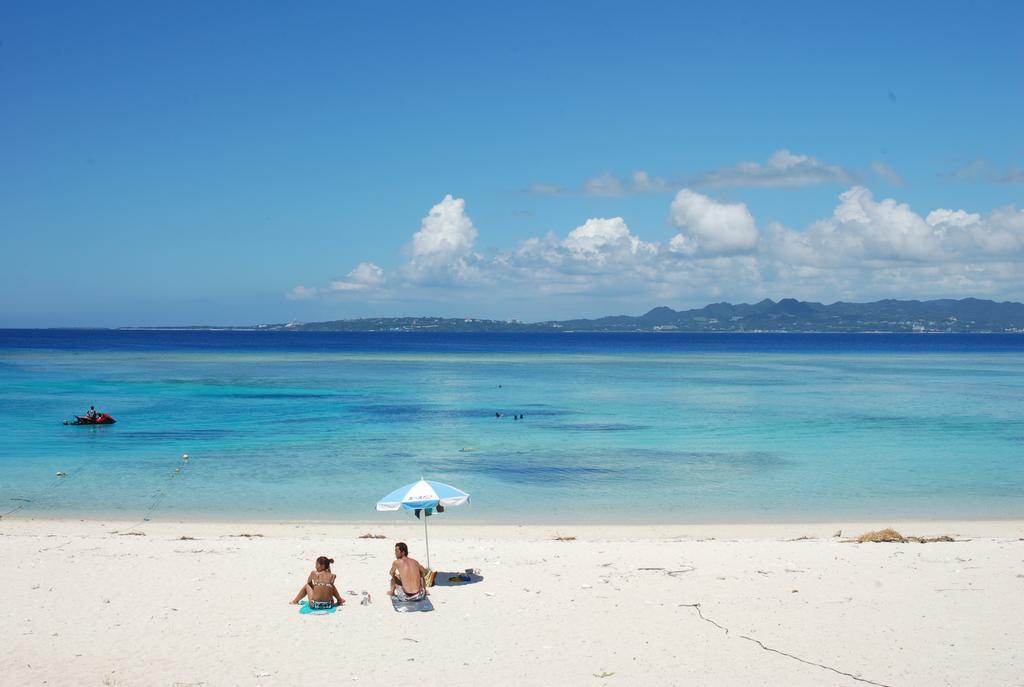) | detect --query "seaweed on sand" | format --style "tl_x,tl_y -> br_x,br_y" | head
857,528 -> 906,543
